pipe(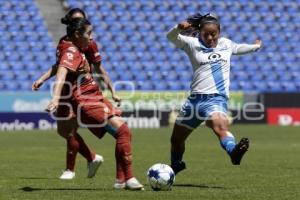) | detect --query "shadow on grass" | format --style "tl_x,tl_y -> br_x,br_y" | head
173,183 -> 226,189
20,187 -> 109,192
19,177 -> 57,180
